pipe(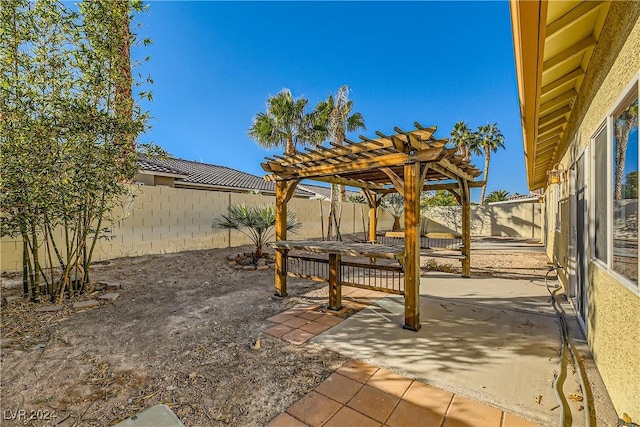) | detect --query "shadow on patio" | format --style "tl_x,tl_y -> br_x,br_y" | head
311,273 -> 565,427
